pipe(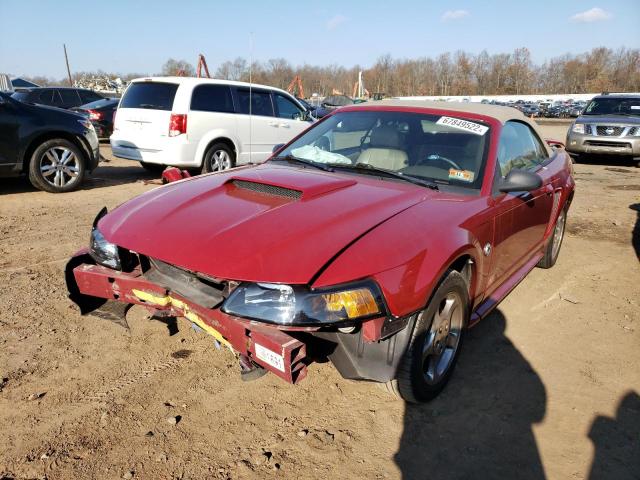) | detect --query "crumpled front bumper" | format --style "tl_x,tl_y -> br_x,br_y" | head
65,250 -> 307,384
